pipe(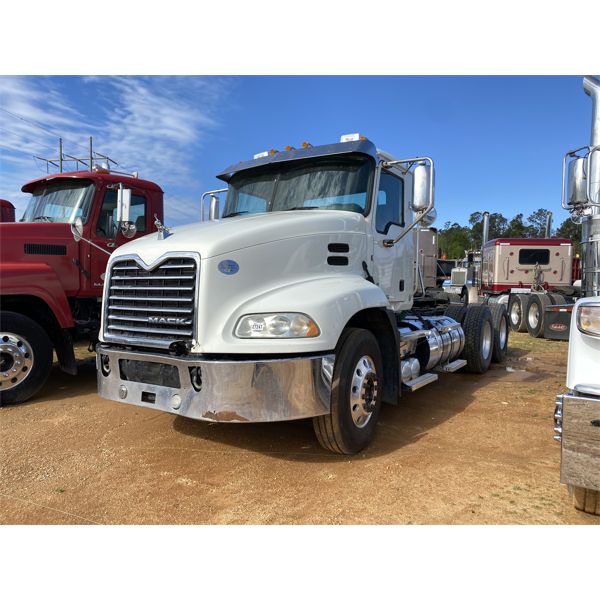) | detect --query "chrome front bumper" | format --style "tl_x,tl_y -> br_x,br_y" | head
96,344 -> 334,423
